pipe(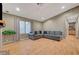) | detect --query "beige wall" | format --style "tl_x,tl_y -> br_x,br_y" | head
3,13 -> 15,30
43,6 -> 79,38
32,21 -> 43,31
